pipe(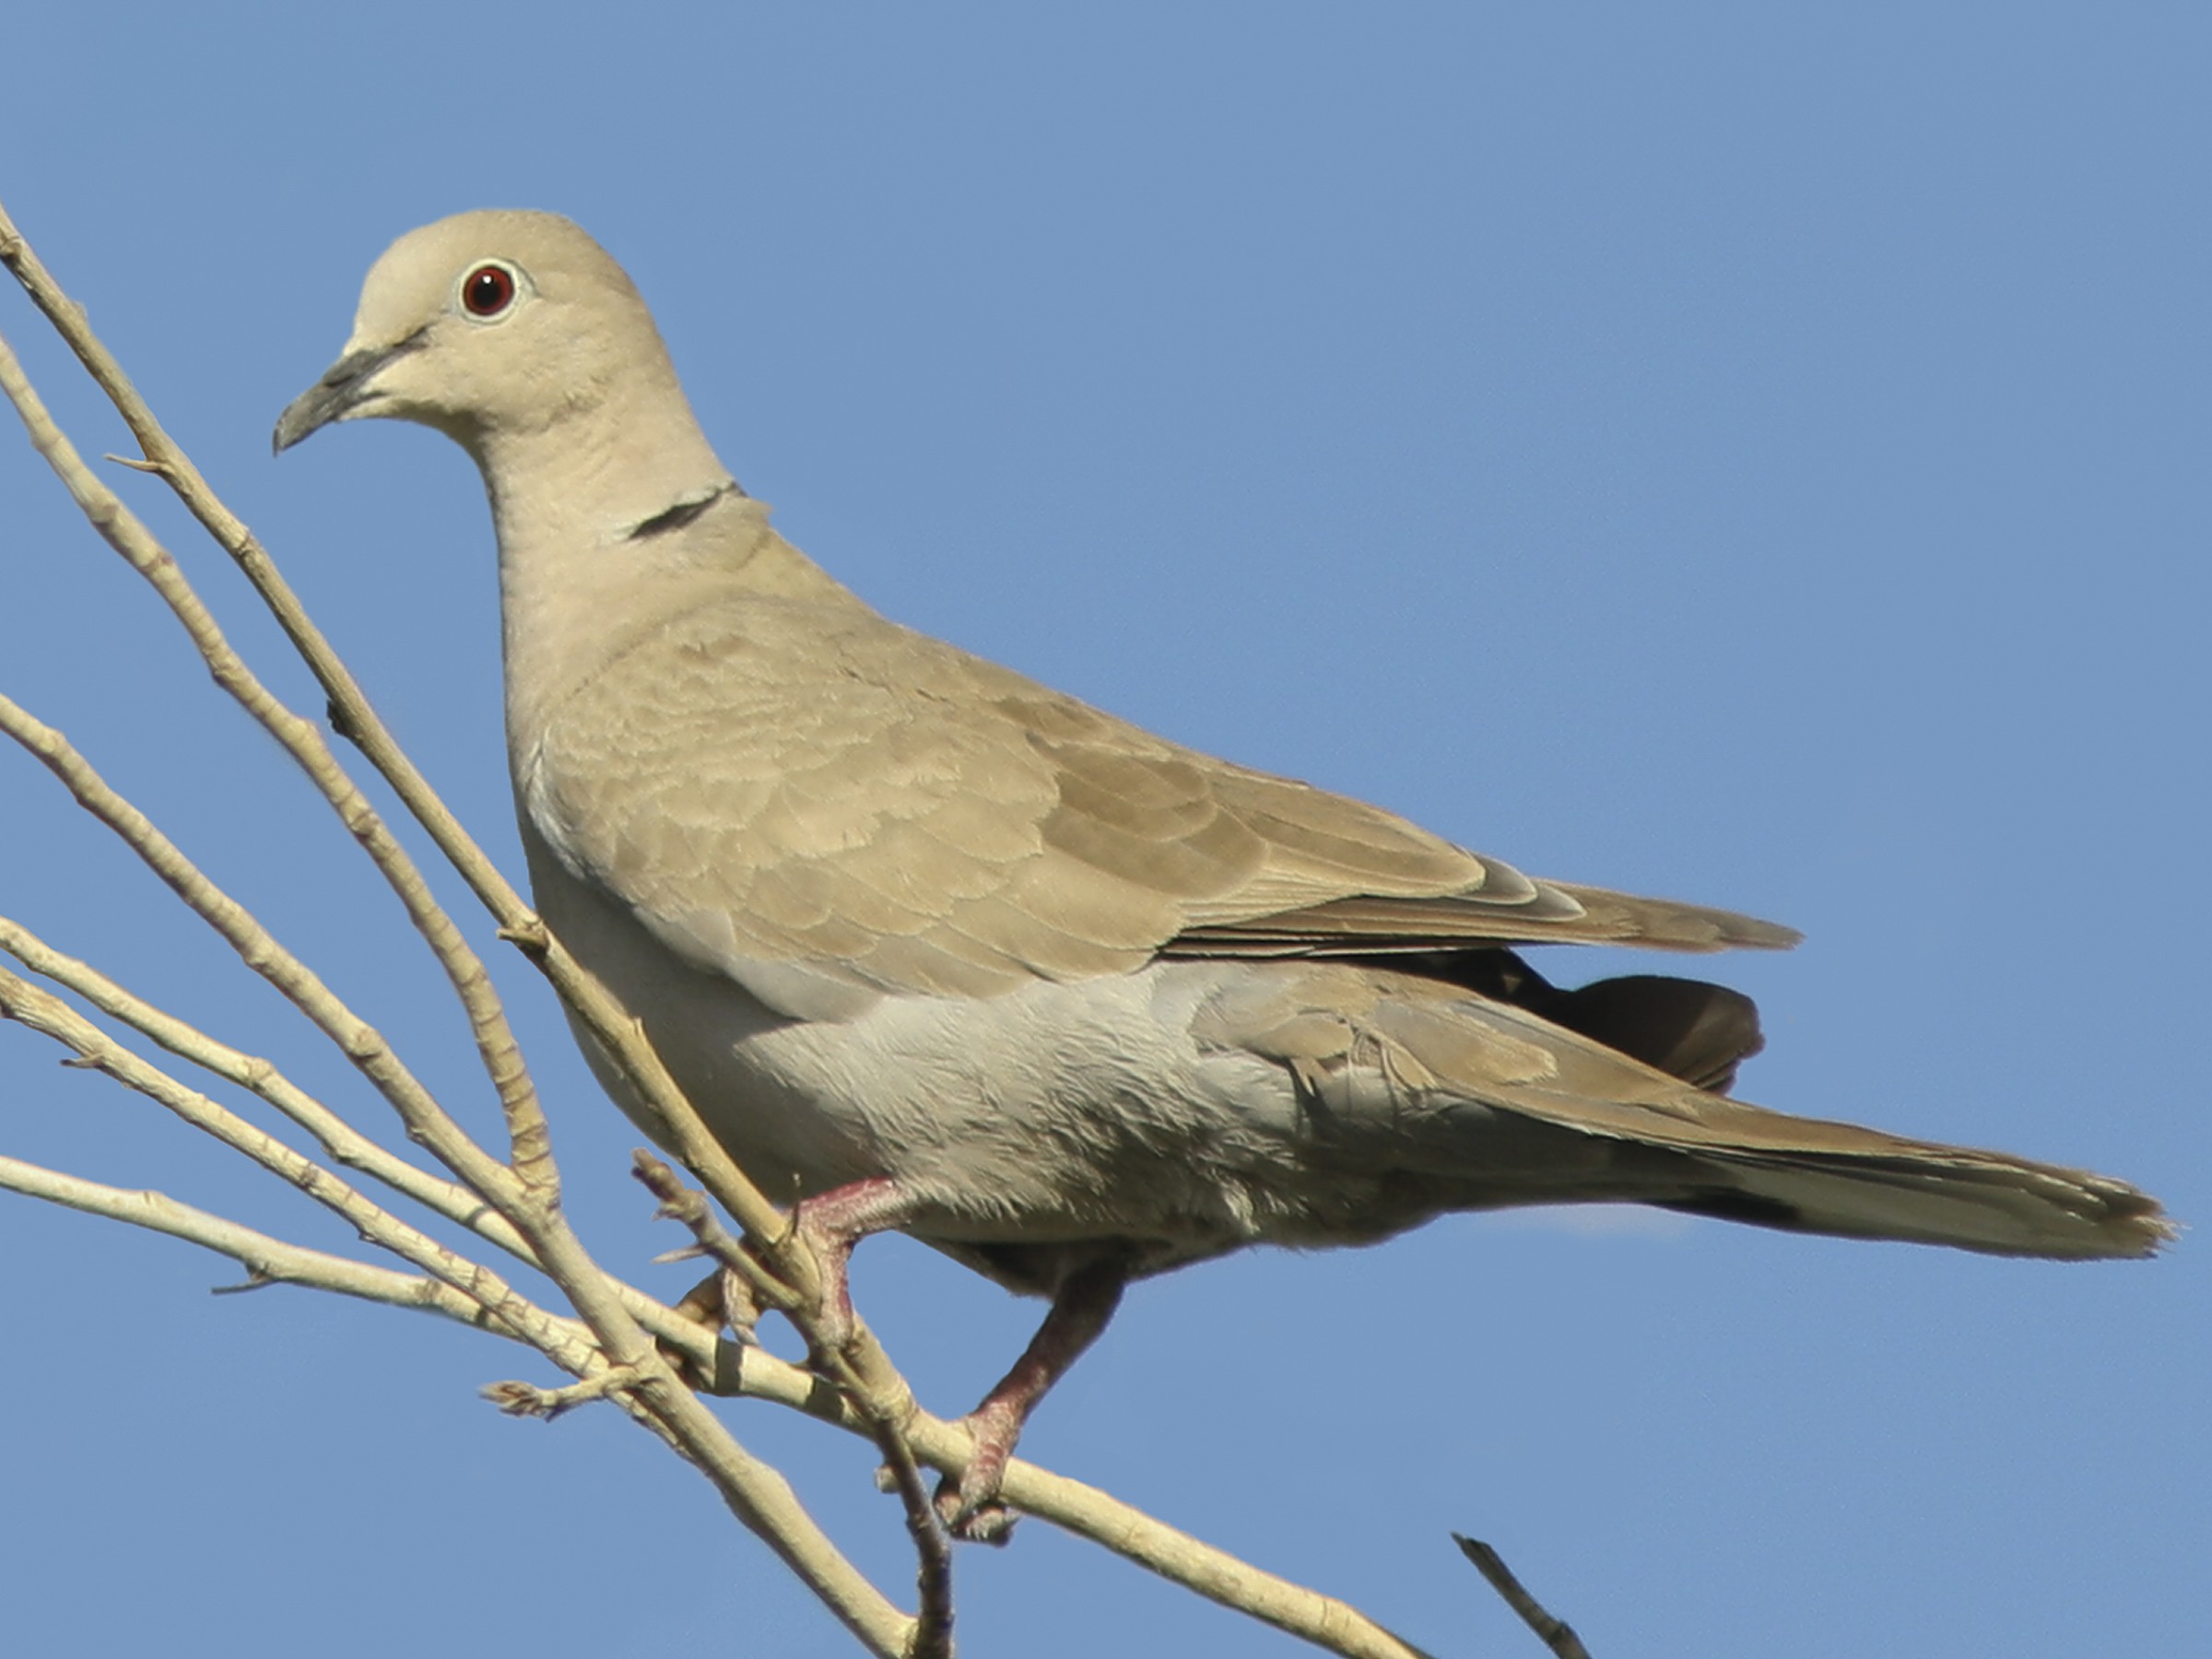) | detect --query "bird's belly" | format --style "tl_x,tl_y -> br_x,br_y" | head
548,905 -> 1386,1253
712,965 -> 1327,1245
